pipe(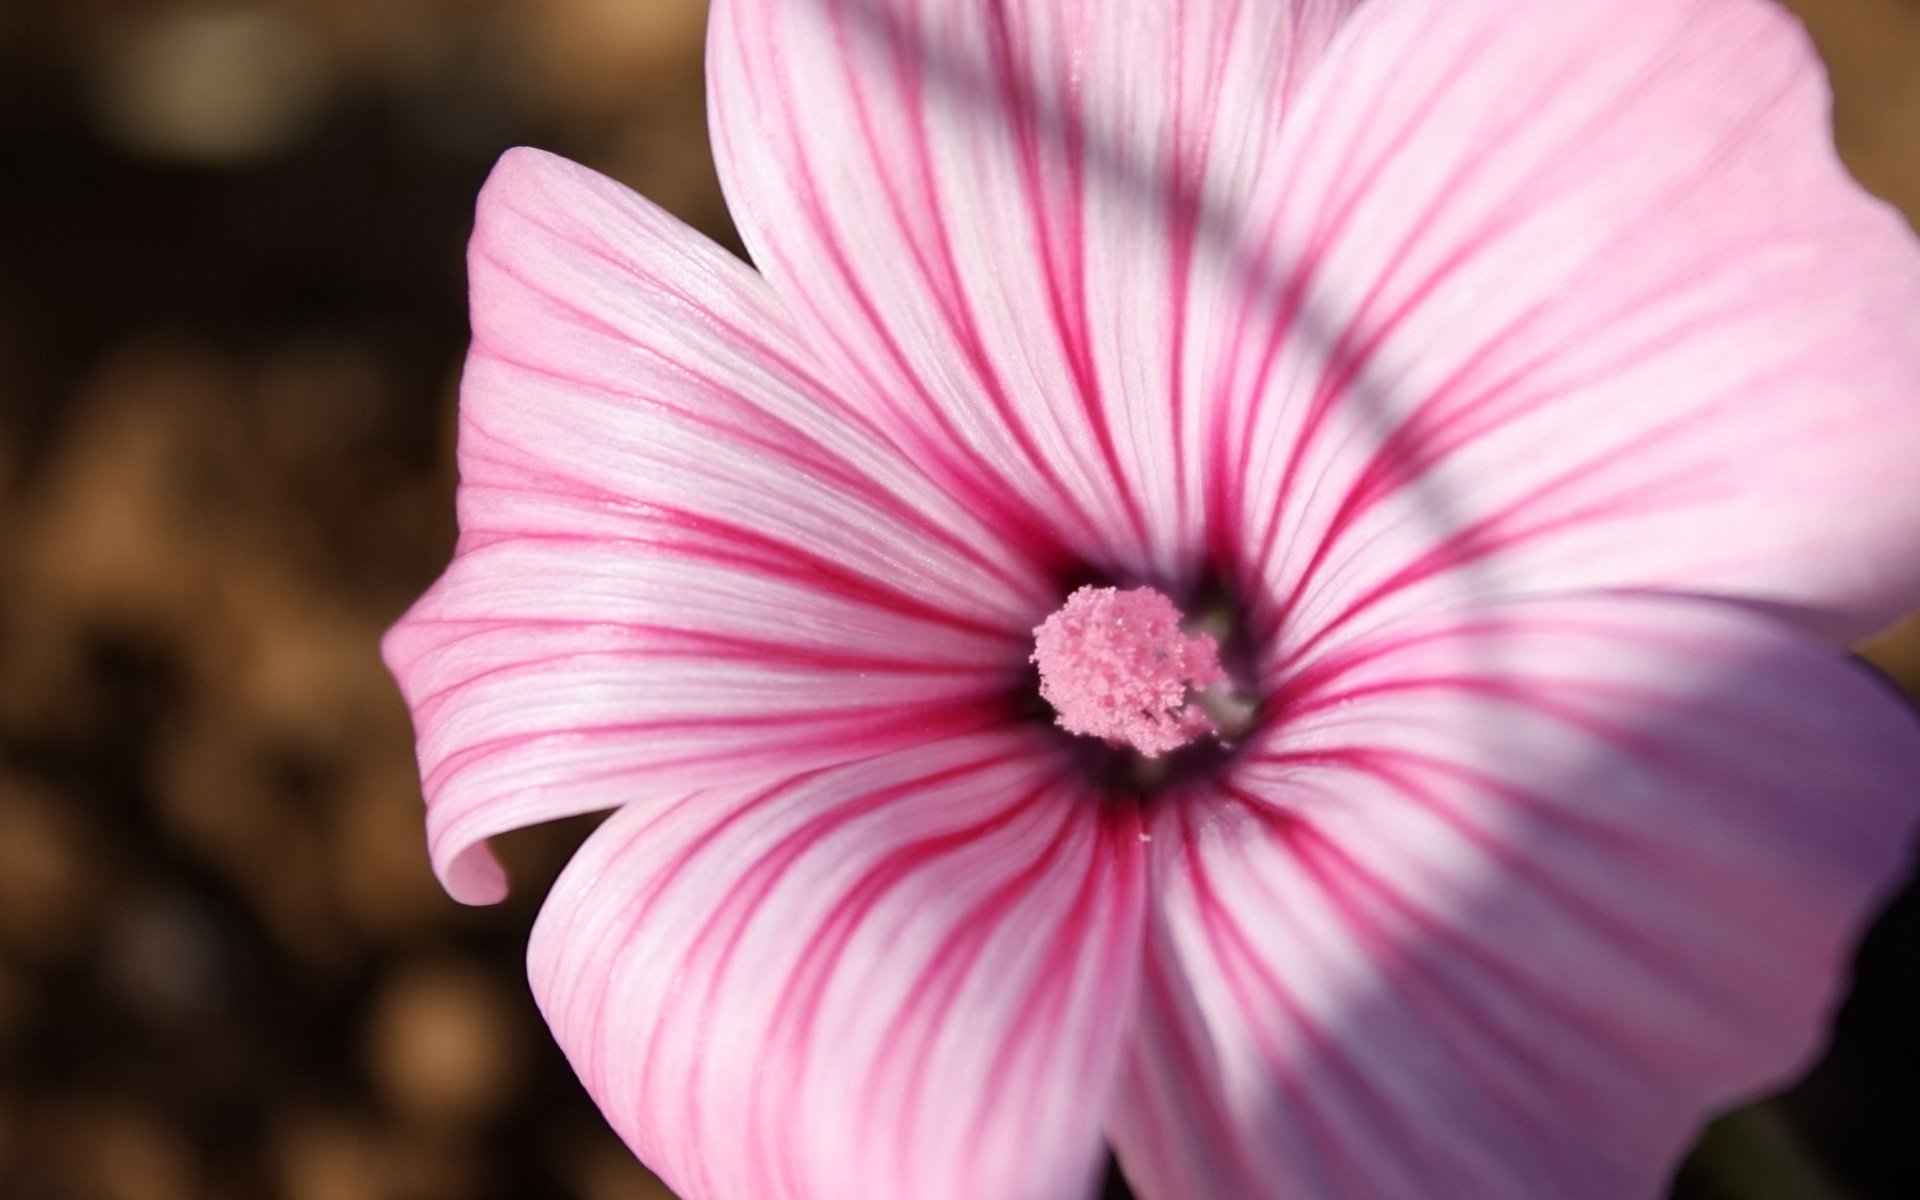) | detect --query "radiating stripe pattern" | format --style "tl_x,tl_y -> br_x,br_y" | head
1112,596 -> 1920,1200
709,0 -> 1362,584
529,735 -> 1146,1200
382,0 -> 1920,1197
384,150 -> 1053,903
1202,0 -> 1920,661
